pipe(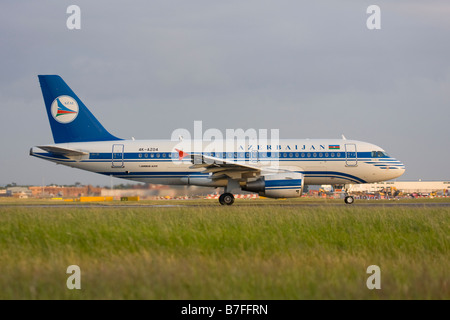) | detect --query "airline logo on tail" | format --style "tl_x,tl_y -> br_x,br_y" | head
51,95 -> 79,123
